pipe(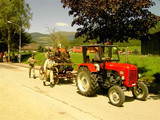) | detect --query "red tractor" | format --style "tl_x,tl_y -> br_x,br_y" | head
76,44 -> 148,106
